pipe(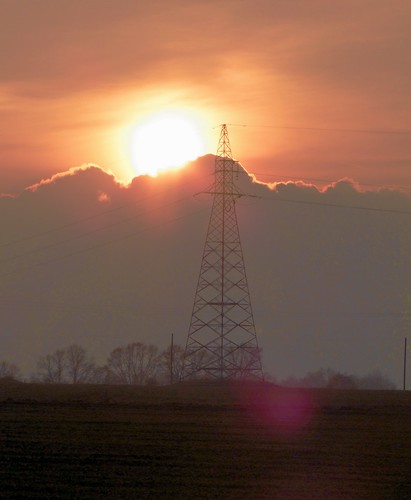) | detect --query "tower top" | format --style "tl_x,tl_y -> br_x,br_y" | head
212,124 -> 242,198
216,124 -> 233,159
